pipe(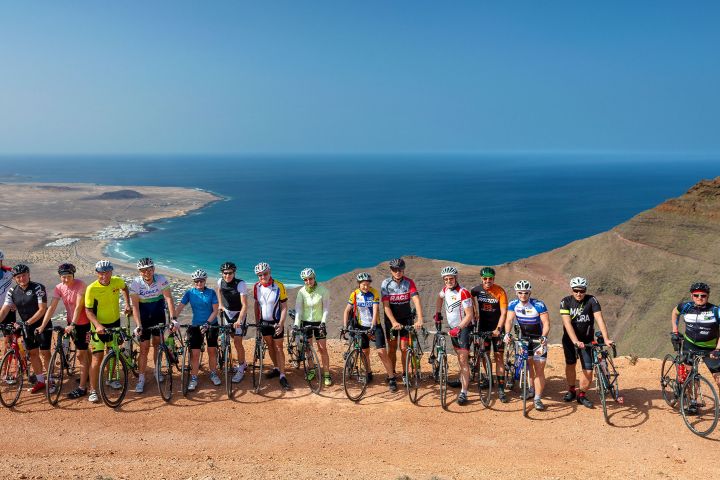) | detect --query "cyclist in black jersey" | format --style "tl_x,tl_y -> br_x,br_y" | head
559,277 -> 613,408
216,262 -> 248,383
0,264 -> 49,393
671,282 -> 720,396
